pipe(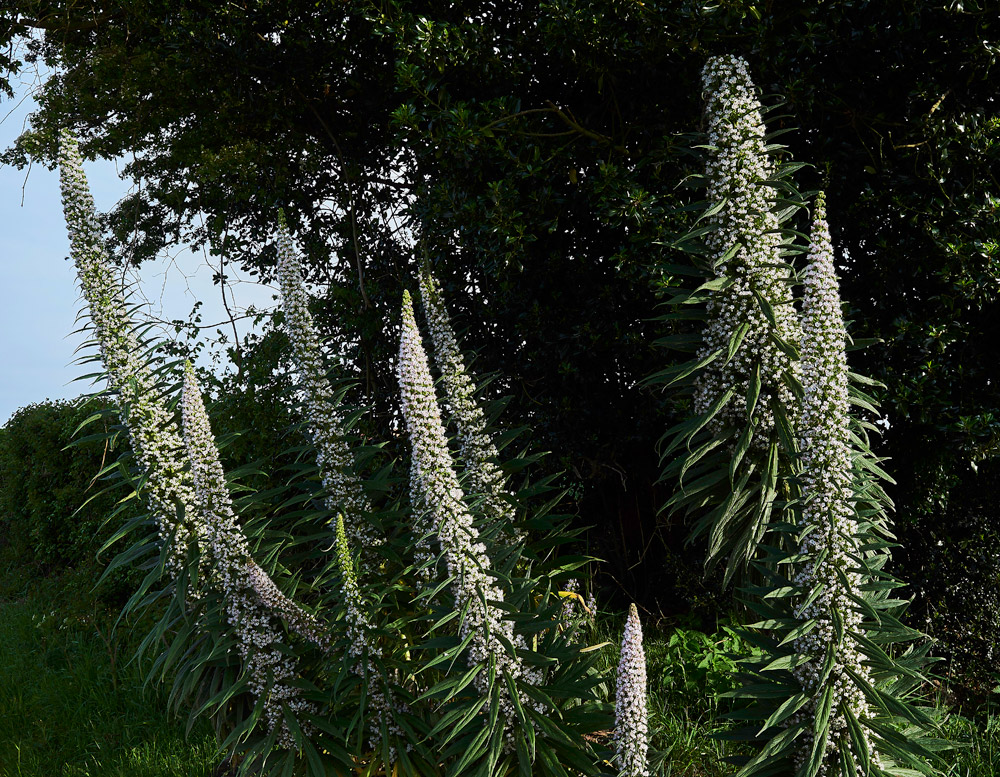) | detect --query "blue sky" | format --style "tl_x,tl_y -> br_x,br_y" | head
0,70 -> 275,425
